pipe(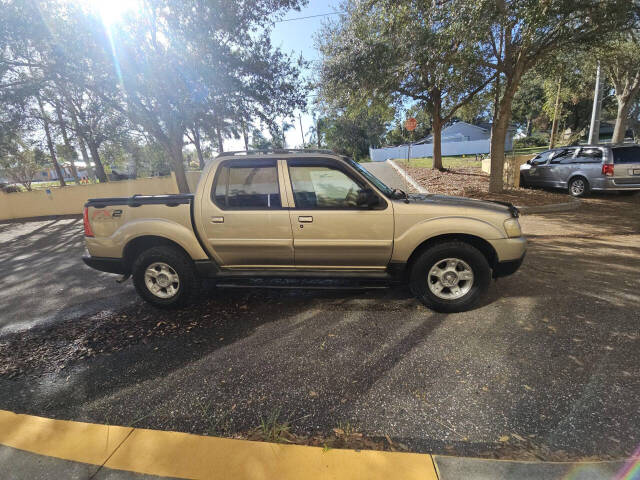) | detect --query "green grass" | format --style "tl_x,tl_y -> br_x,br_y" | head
511,146 -> 548,156
395,156 -> 483,168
